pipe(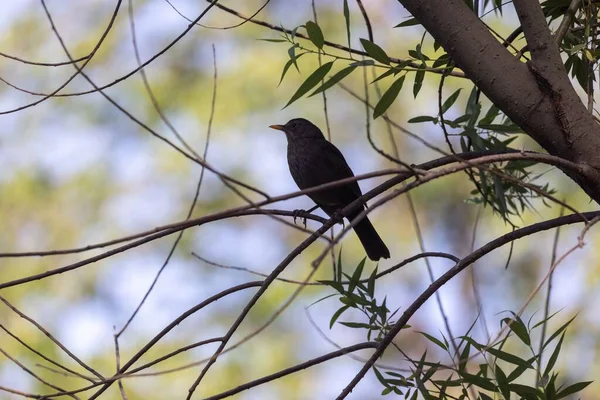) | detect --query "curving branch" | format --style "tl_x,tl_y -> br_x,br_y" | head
336,210 -> 600,398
